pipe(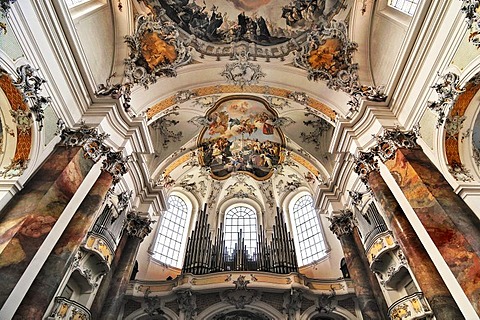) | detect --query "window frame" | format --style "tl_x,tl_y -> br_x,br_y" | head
288,192 -> 328,266
223,203 -> 259,258
387,0 -> 420,16
151,193 -> 192,268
